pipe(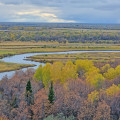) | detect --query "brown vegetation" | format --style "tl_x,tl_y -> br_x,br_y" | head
1,60 -> 120,119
